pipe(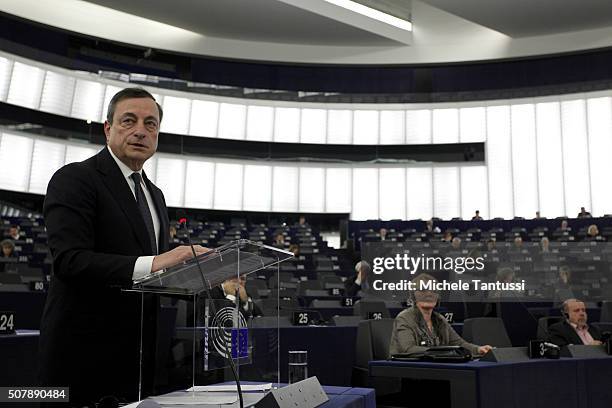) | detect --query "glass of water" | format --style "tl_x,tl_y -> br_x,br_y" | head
288,350 -> 308,384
